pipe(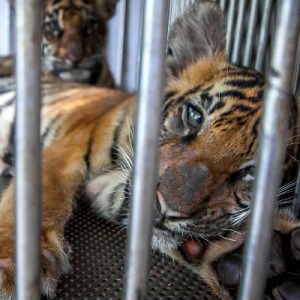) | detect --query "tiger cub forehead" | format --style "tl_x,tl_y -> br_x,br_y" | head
165,56 -> 265,115
161,56 -> 265,173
